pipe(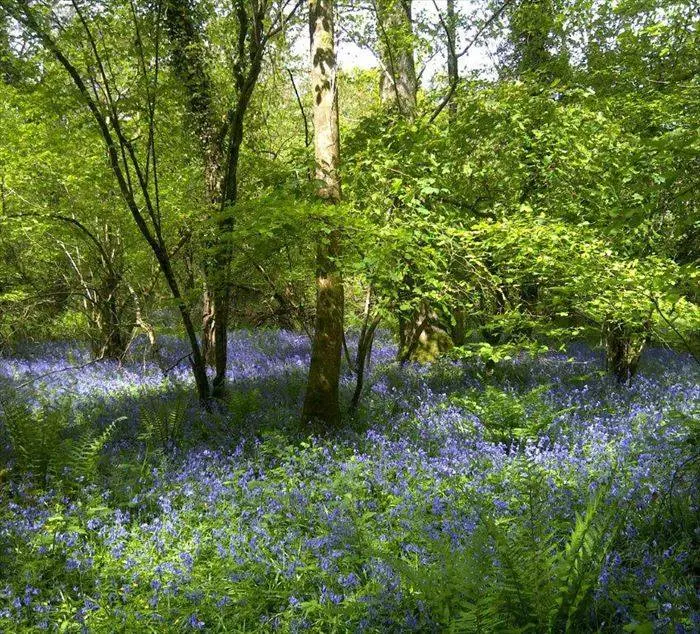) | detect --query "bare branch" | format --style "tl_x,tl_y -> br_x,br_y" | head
429,0 -> 516,123
287,67 -> 310,147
